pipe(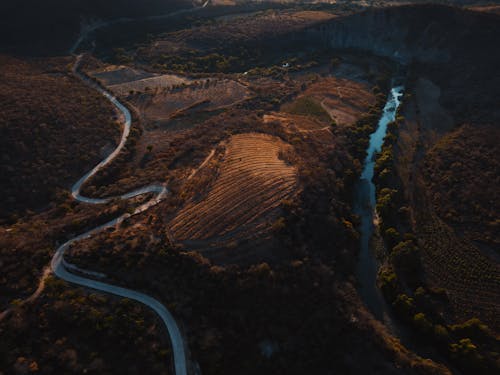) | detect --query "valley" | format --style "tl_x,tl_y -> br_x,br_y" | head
0,1 -> 499,375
